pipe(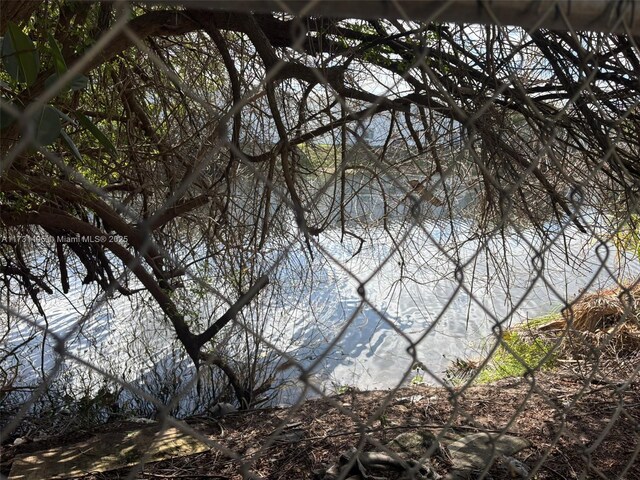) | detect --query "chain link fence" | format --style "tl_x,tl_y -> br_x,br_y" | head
1,1 -> 639,479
